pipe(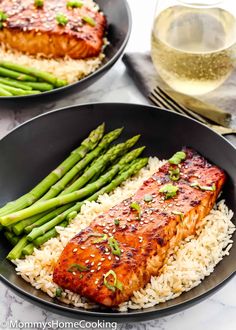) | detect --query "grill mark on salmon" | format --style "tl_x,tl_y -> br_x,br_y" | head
0,0 -> 106,59
53,148 -> 226,307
